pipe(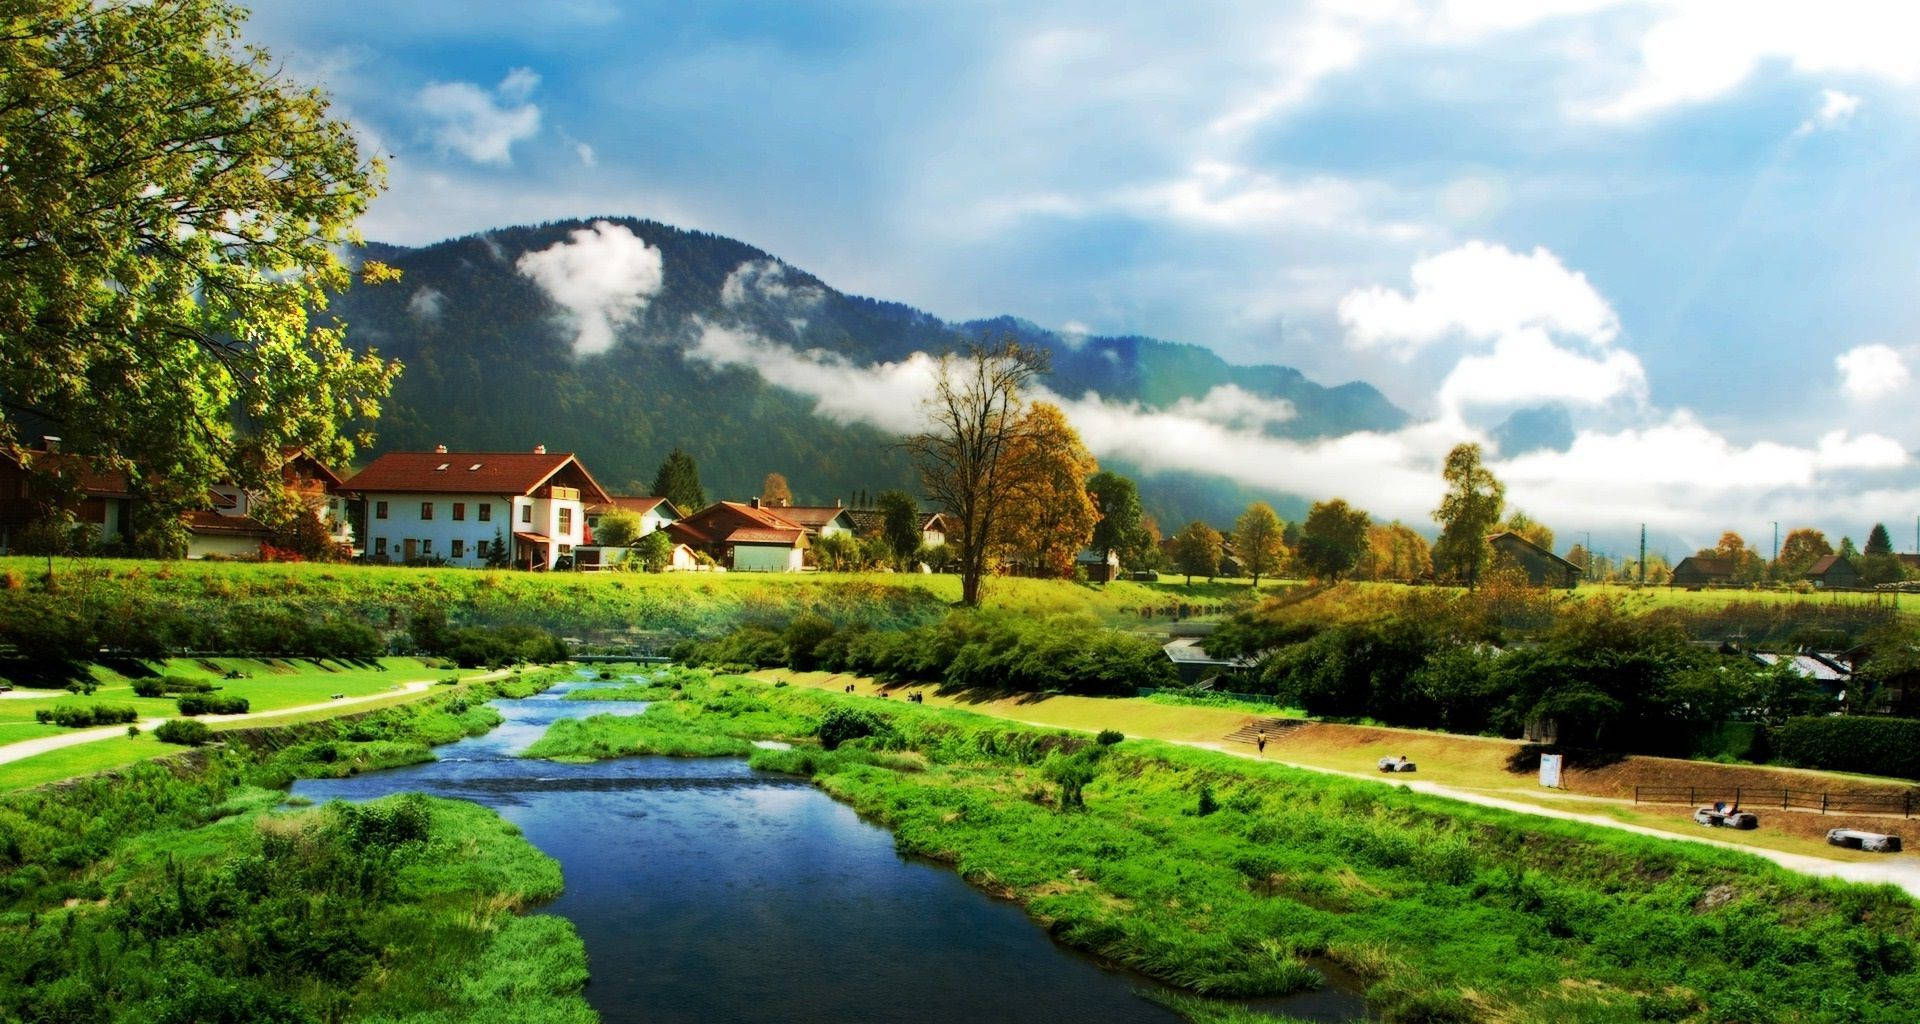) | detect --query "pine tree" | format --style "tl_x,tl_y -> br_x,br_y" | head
651,448 -> 706,512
